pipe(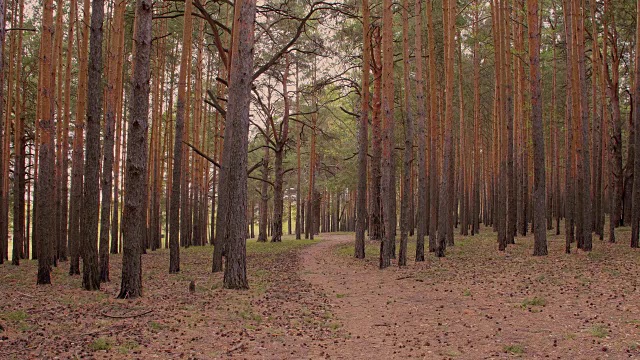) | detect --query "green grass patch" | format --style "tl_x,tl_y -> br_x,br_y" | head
336,293 -> 346,298
238,309 -> 263,323
116,340 -> 139,354
2,310 -> 28,322
175,236 -> 318,257
246,238 -> 319,255
503,344 -> 525,354
148,321 -> 164,331
444,348 -> 462,357
520,296 -> 546,308
322,321 -> 341,331
89,337 -> 112,351
577,275 -> 591,286
590,324 -> 609,338
586,251 -> 607,261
